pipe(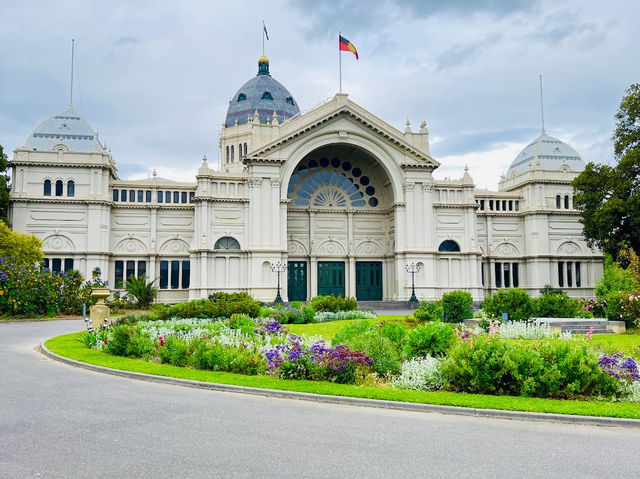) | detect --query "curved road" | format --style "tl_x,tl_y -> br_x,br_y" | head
1,320 -> 639,478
